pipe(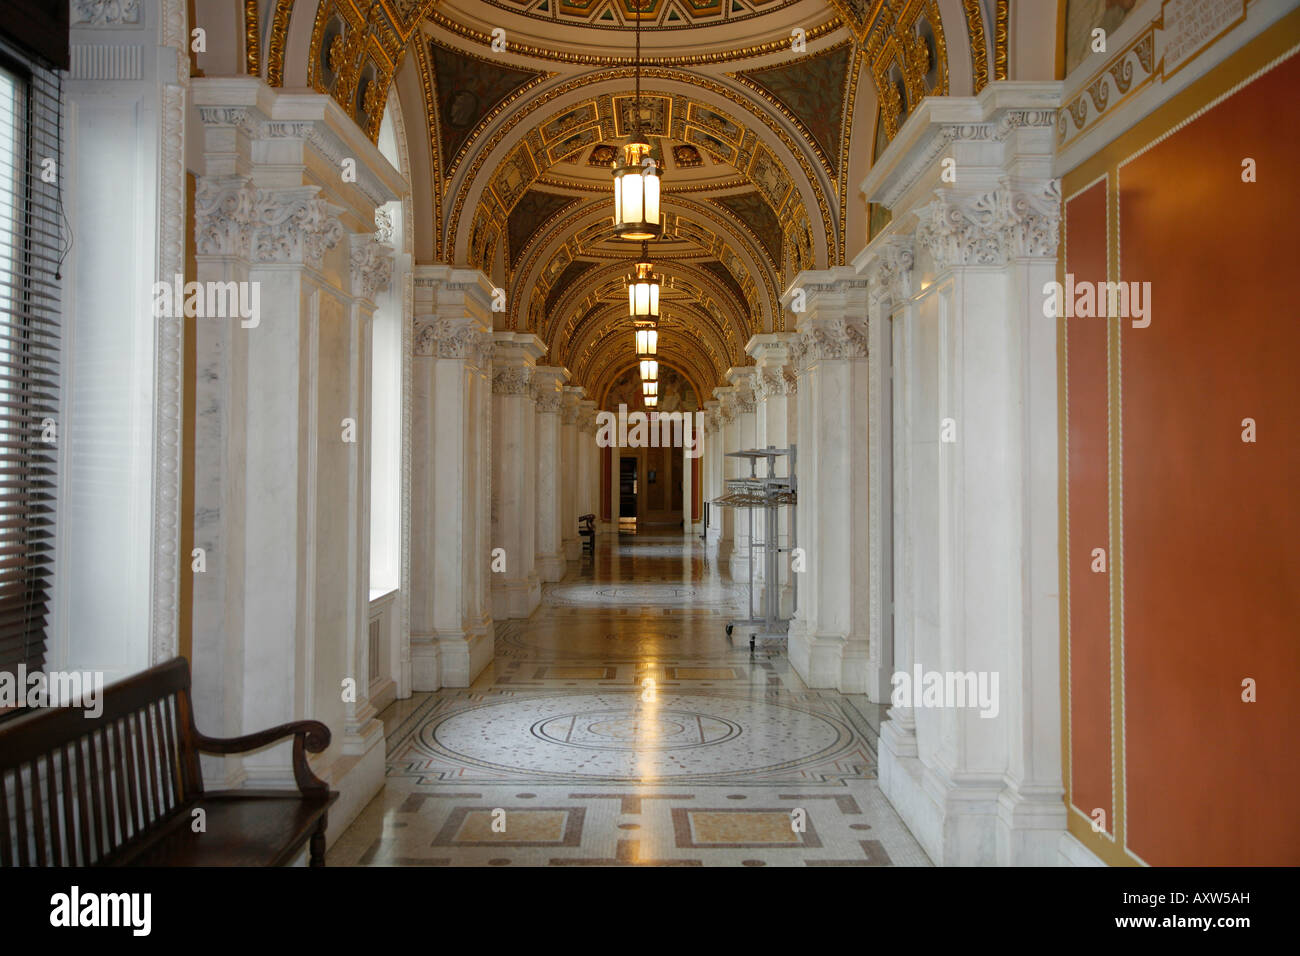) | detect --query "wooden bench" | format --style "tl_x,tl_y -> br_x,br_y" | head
0,657 -> 337,867
578,513 -> 596,554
